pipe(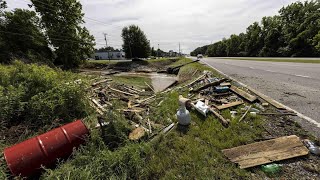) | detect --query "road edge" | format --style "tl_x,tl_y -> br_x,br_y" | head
200,59 -> 320,129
